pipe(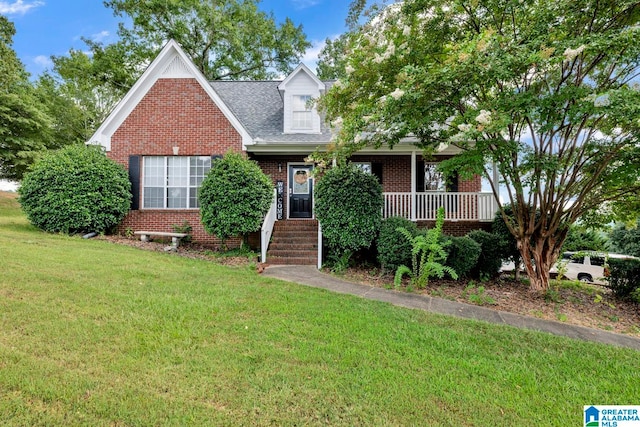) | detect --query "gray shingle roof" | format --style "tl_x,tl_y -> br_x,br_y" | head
209,80 -> 334,144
